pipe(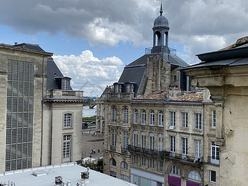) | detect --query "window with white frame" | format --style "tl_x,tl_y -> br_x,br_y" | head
111,130 -> 117,146
195,113 -> 202,129
211,110 -> 216,128
209,170 -> 216,182
169,111 -> 176,127
158,111 -> 164,126
211,142 -> 220,164
149,110 -> 155,125
123,106 -> 128,123
170,135 -> 175,152
141,110 -> 146,125
133,109 -> 139,124
181,137 -> 188,155
133,133 -> 139,146
170,165 -> 180,175
63,135 -> 72,161
158,134 -> 163,151
111,106 -> 117,122
123,131 -> 128,149
141,134 -> 146,148
149,134 -> 155,150
194,140 -> 201,159
64,113 -> 72,128
181,112 -> 188,128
